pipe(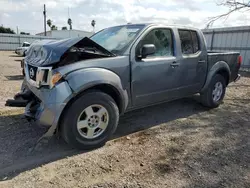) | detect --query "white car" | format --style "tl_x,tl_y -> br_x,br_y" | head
15,42 -> 31,56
